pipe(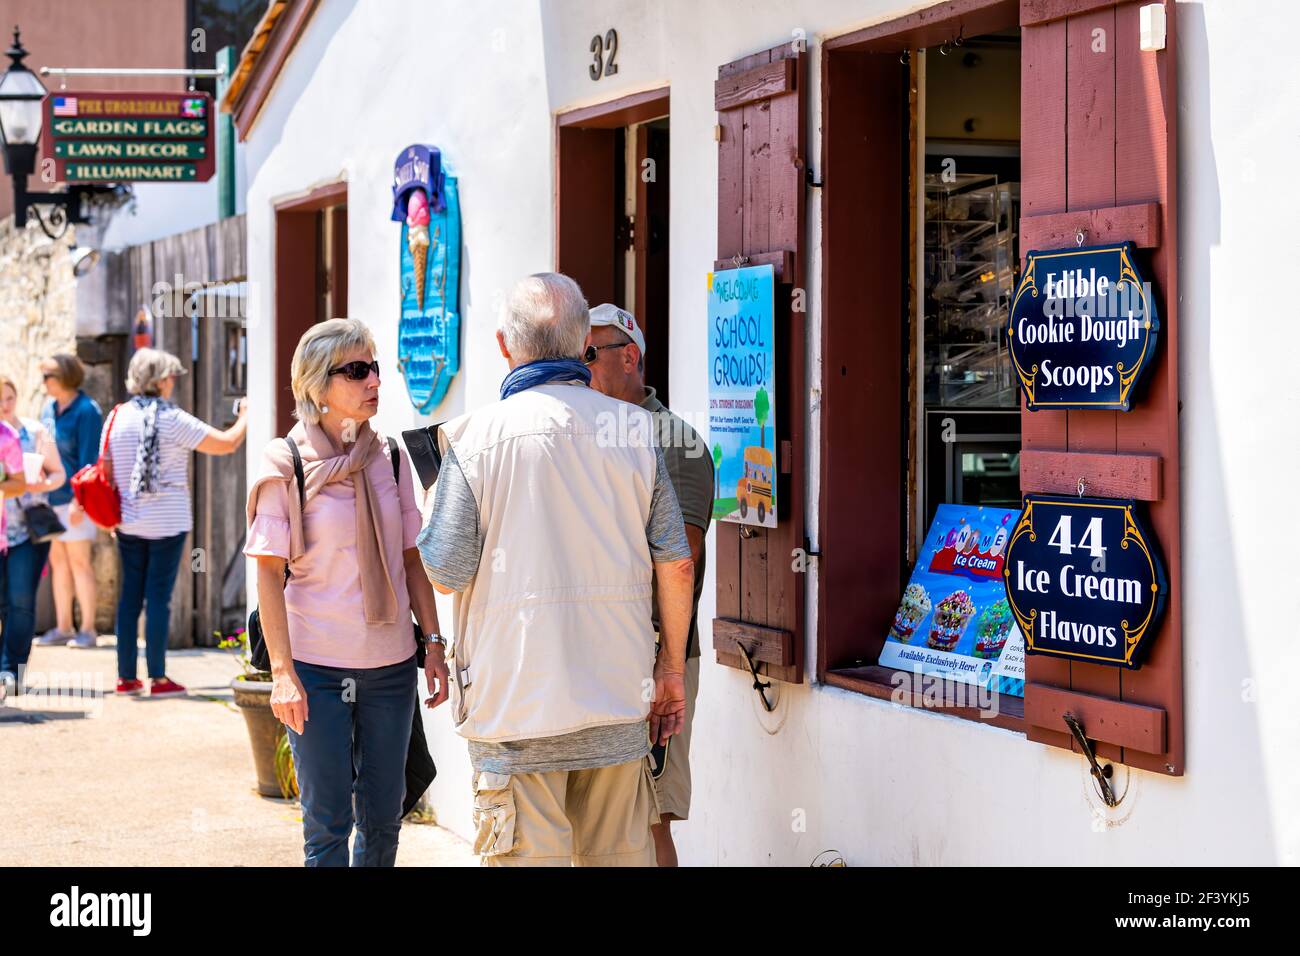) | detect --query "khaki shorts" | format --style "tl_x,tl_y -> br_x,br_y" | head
472,757 -> 660,867
651,654 -> 699,820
